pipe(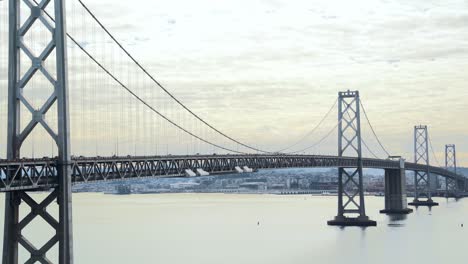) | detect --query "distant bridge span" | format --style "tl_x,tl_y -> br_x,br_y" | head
0,154 -> 465,192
